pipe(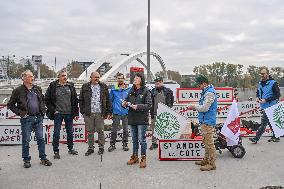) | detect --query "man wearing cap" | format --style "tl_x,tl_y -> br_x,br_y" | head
149,76 -> 174,150
188,75 -> 217,171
